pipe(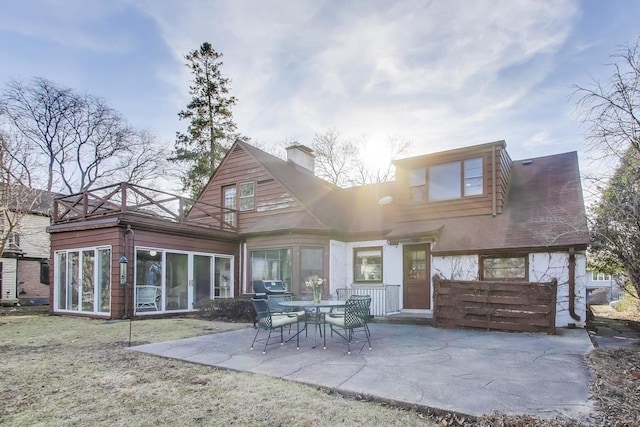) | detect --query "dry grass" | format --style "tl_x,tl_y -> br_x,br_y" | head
0,314 -> 438,427
2,306 -> 639,426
